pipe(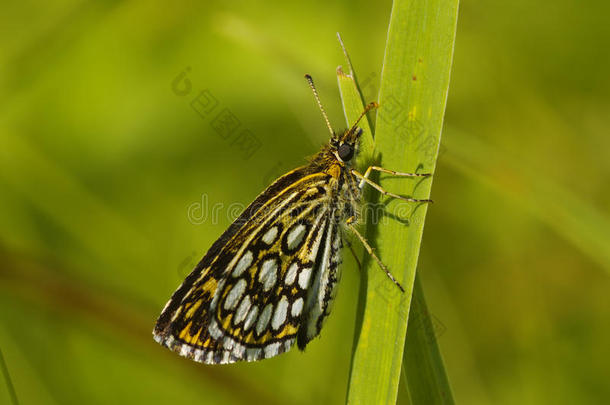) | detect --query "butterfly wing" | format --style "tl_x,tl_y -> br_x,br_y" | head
297,213 -> 343,350
153,166 -> 339,364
